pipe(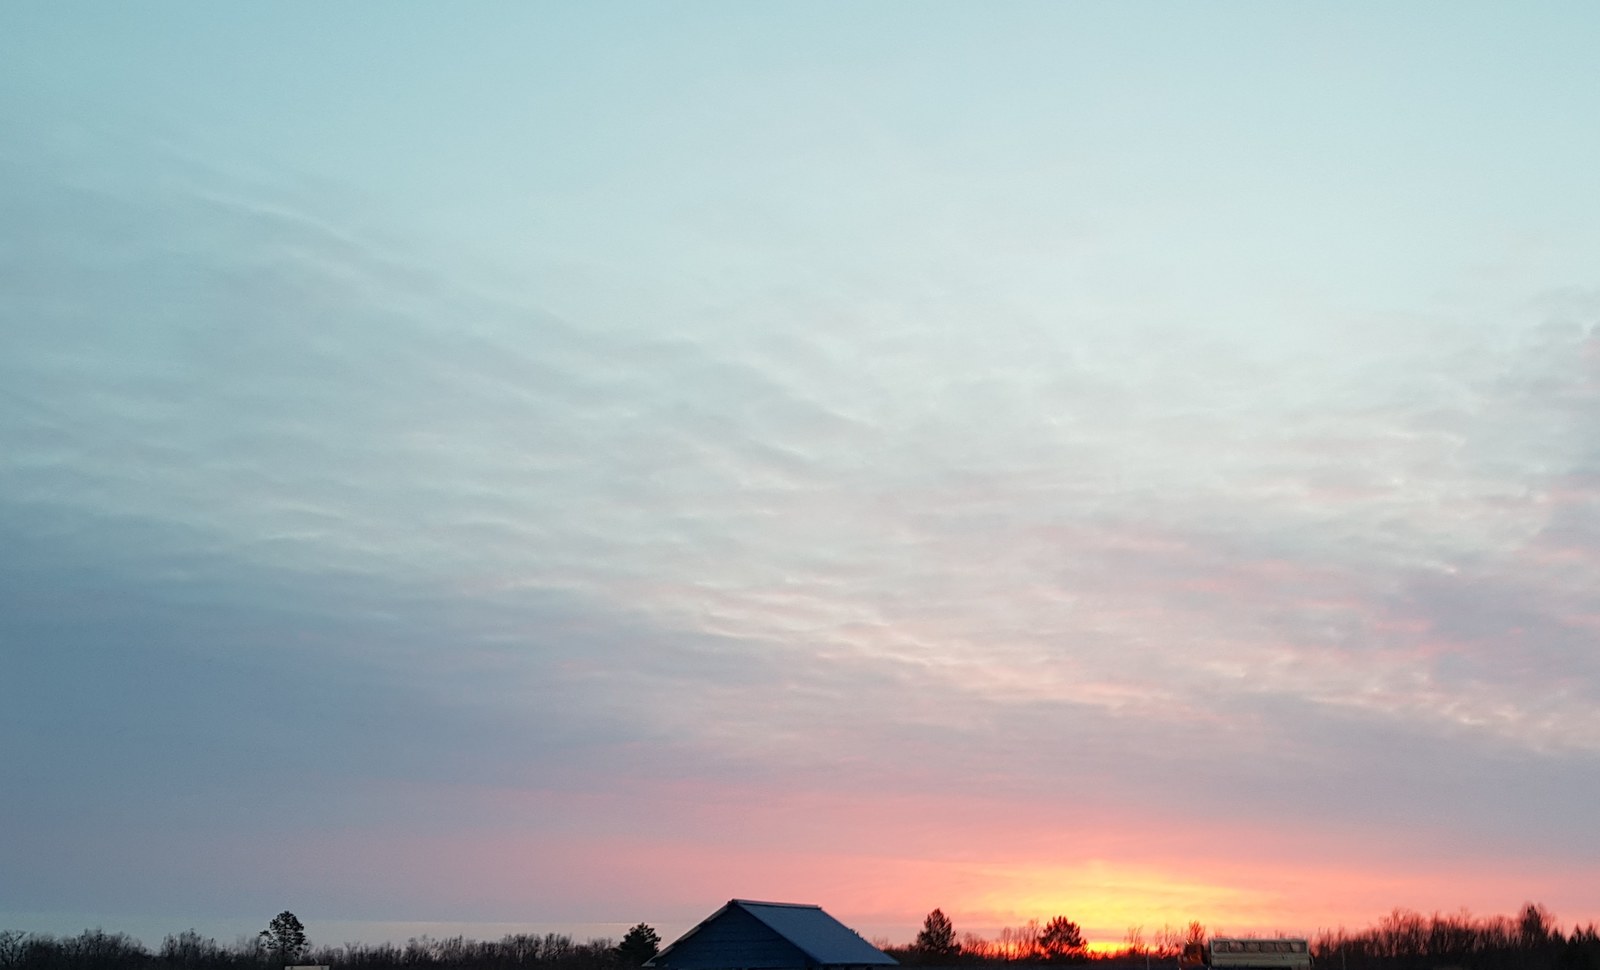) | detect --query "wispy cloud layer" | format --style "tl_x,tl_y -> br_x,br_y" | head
4,2 -> 1600,946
